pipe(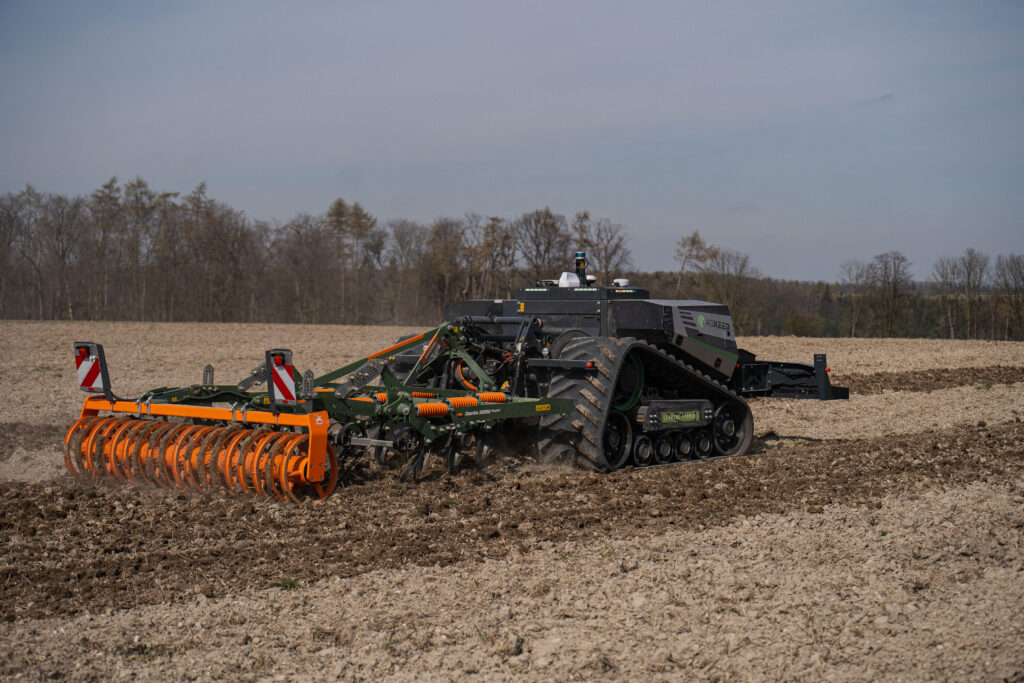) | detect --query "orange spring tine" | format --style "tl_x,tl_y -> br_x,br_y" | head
200,428 -> 227,491
186,423 -> 218,493
163,426 -> 188,488
252,432 -> 288,498
140,422 -> 176,487
64,416 -> 103,477
266,435 -> 296,502
73,418 -> 101,475
264,434 -> 297,502
131,421 -> 166,486
410,391 -> 436,398
150,423 -> 177,488
239,430 -> 276,495
220,428 -> 254,492
172,425 -> 203,488
157,424 -> 190,488
310,445 -> 340,501
476,392 -> 507,403
170,426 -> 205,489
105,419 -> 137,482
202,426 -> 237,491
188,426 -> 218,492
160,425 -> 188,488
236,431 -> 261,495
448,396 -> 479,408
115,420 -> 146,482
280,434 -> 308,503
269,433 -> 300,501
63,416 -> 92,476
189,426 -> 219,492
374,392 -> 389,403
83,417 -> 119,476
277,438 -> 301,505
241,432 -> 266,497
114,420 -> 149,482
182,426 -> 217,492
233,429 -> 267,495
93,418 -> 126,479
